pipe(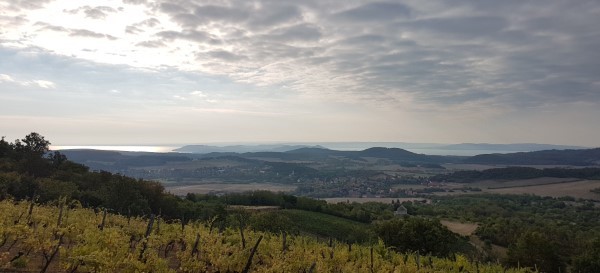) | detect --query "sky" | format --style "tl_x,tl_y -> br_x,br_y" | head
1,0 -> 599,146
